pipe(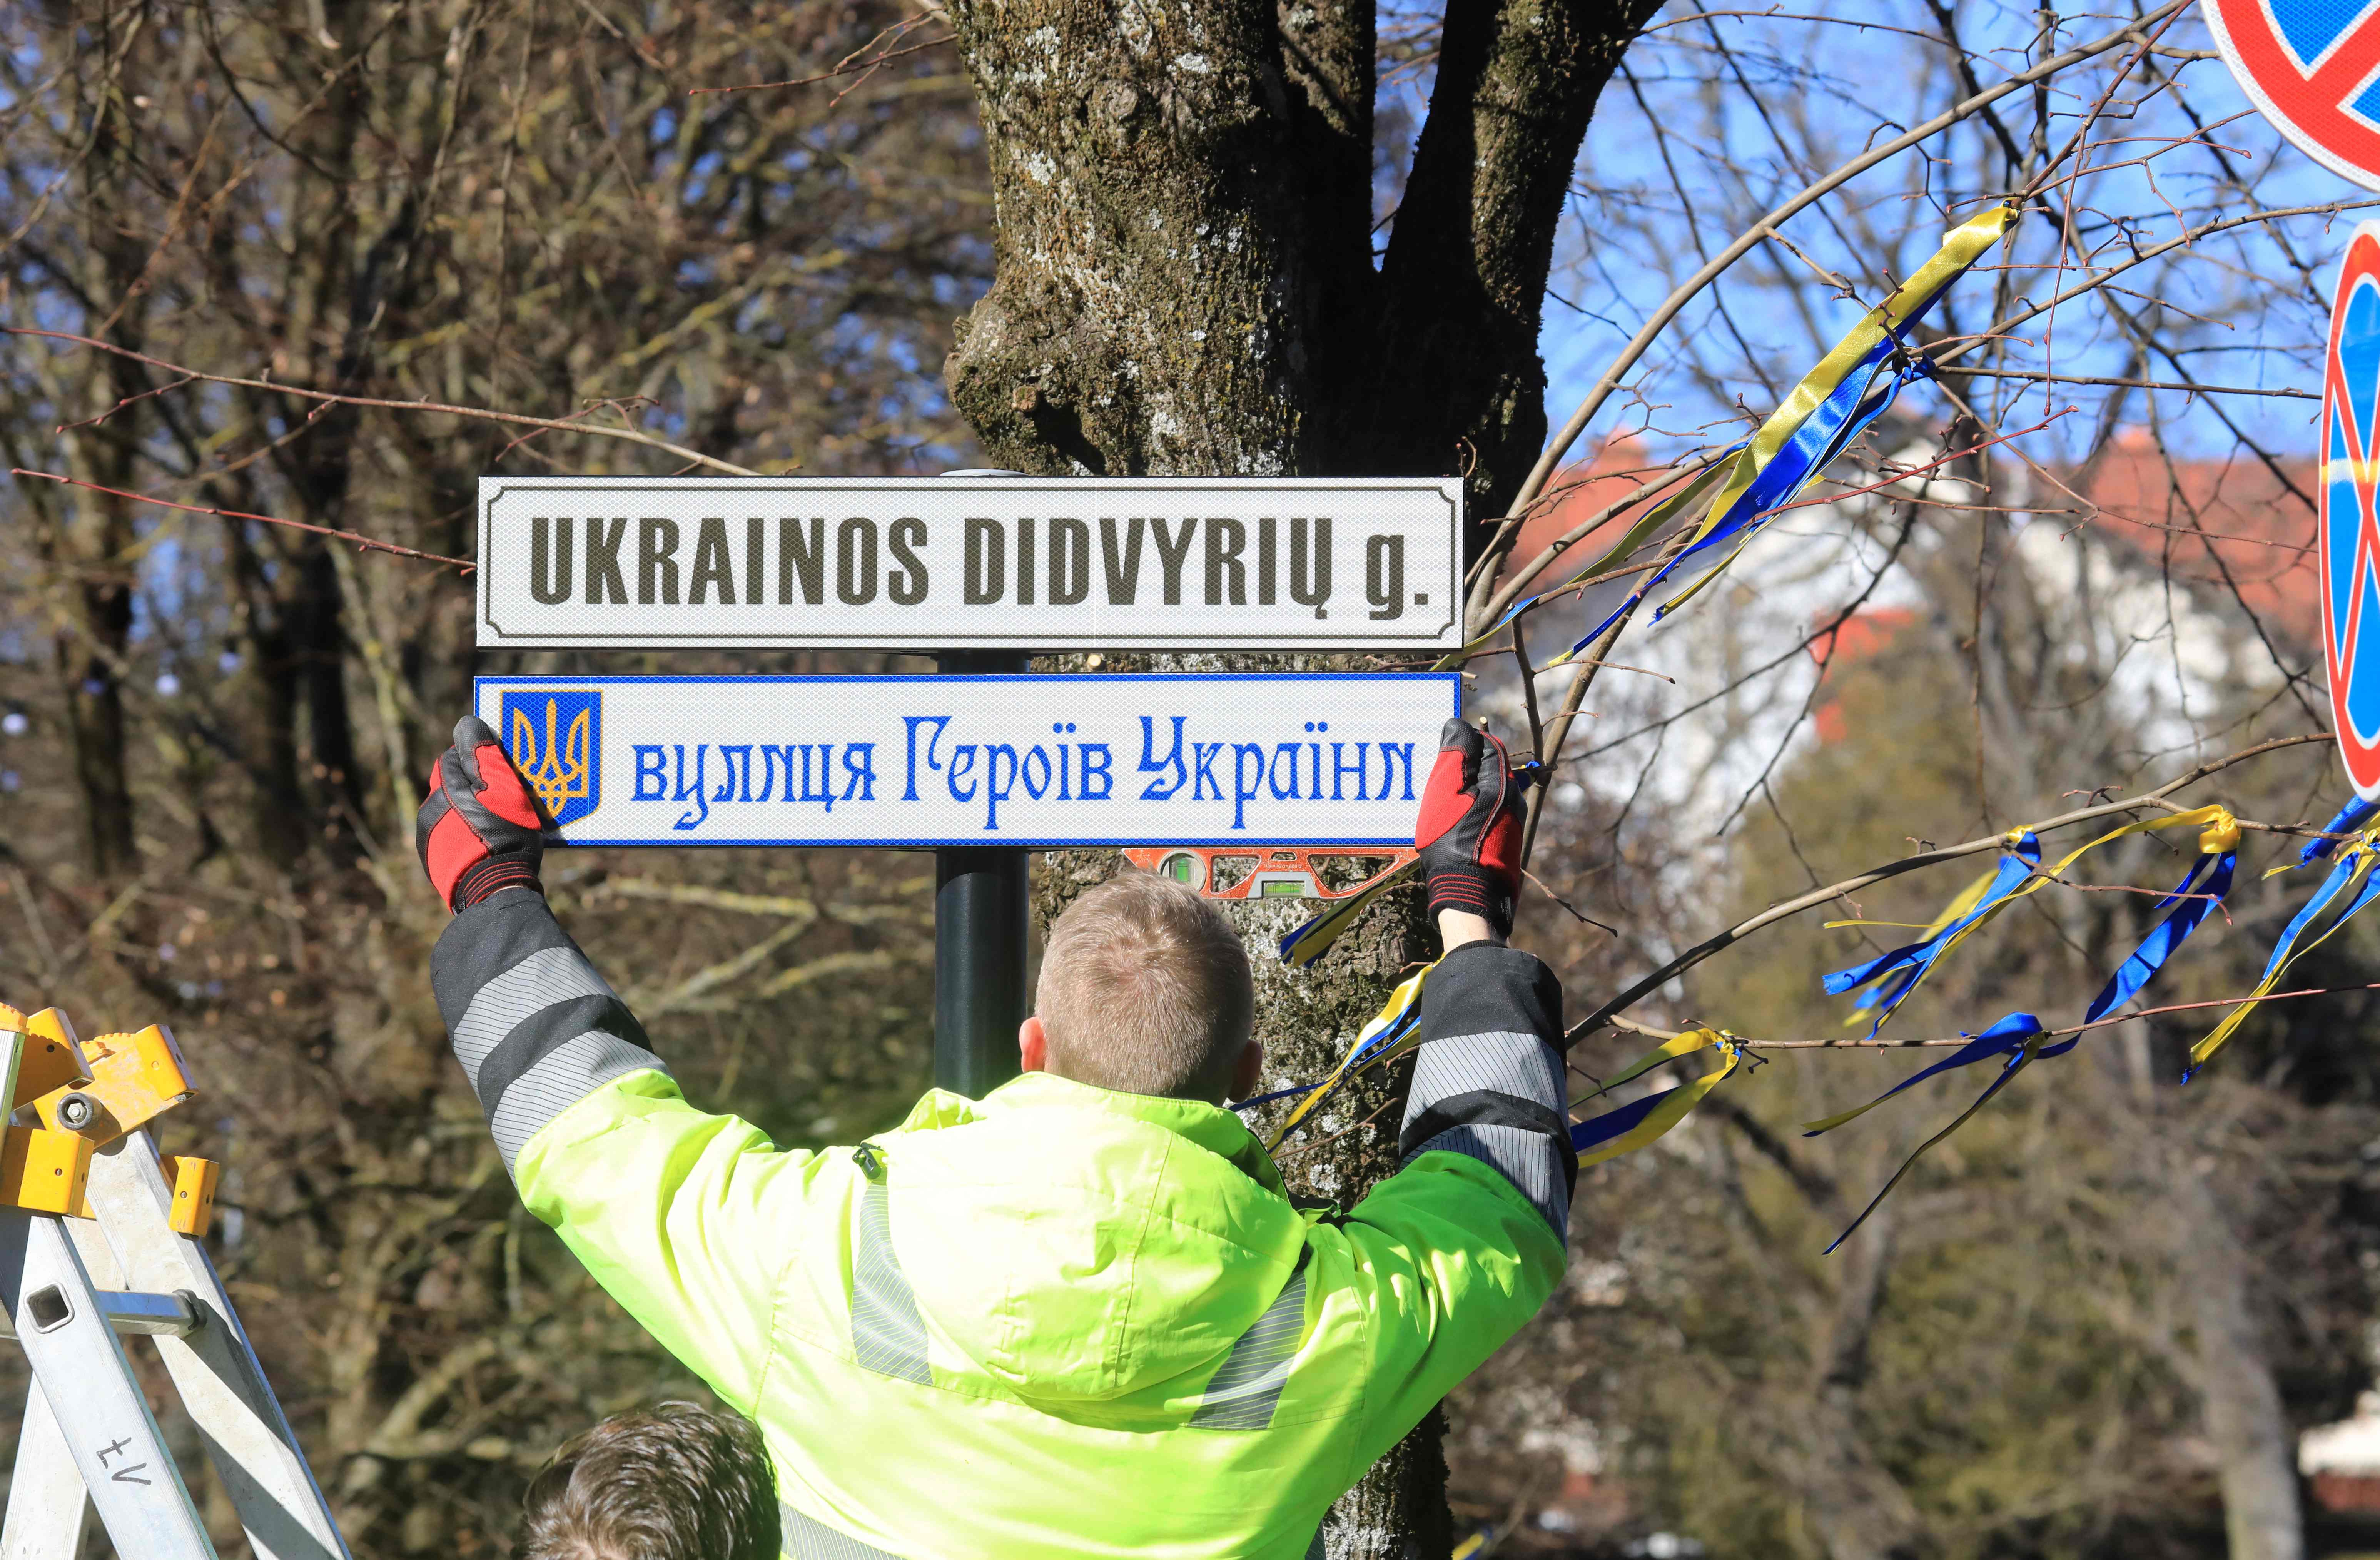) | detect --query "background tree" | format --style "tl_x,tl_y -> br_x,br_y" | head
2,2 -> 986,1550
